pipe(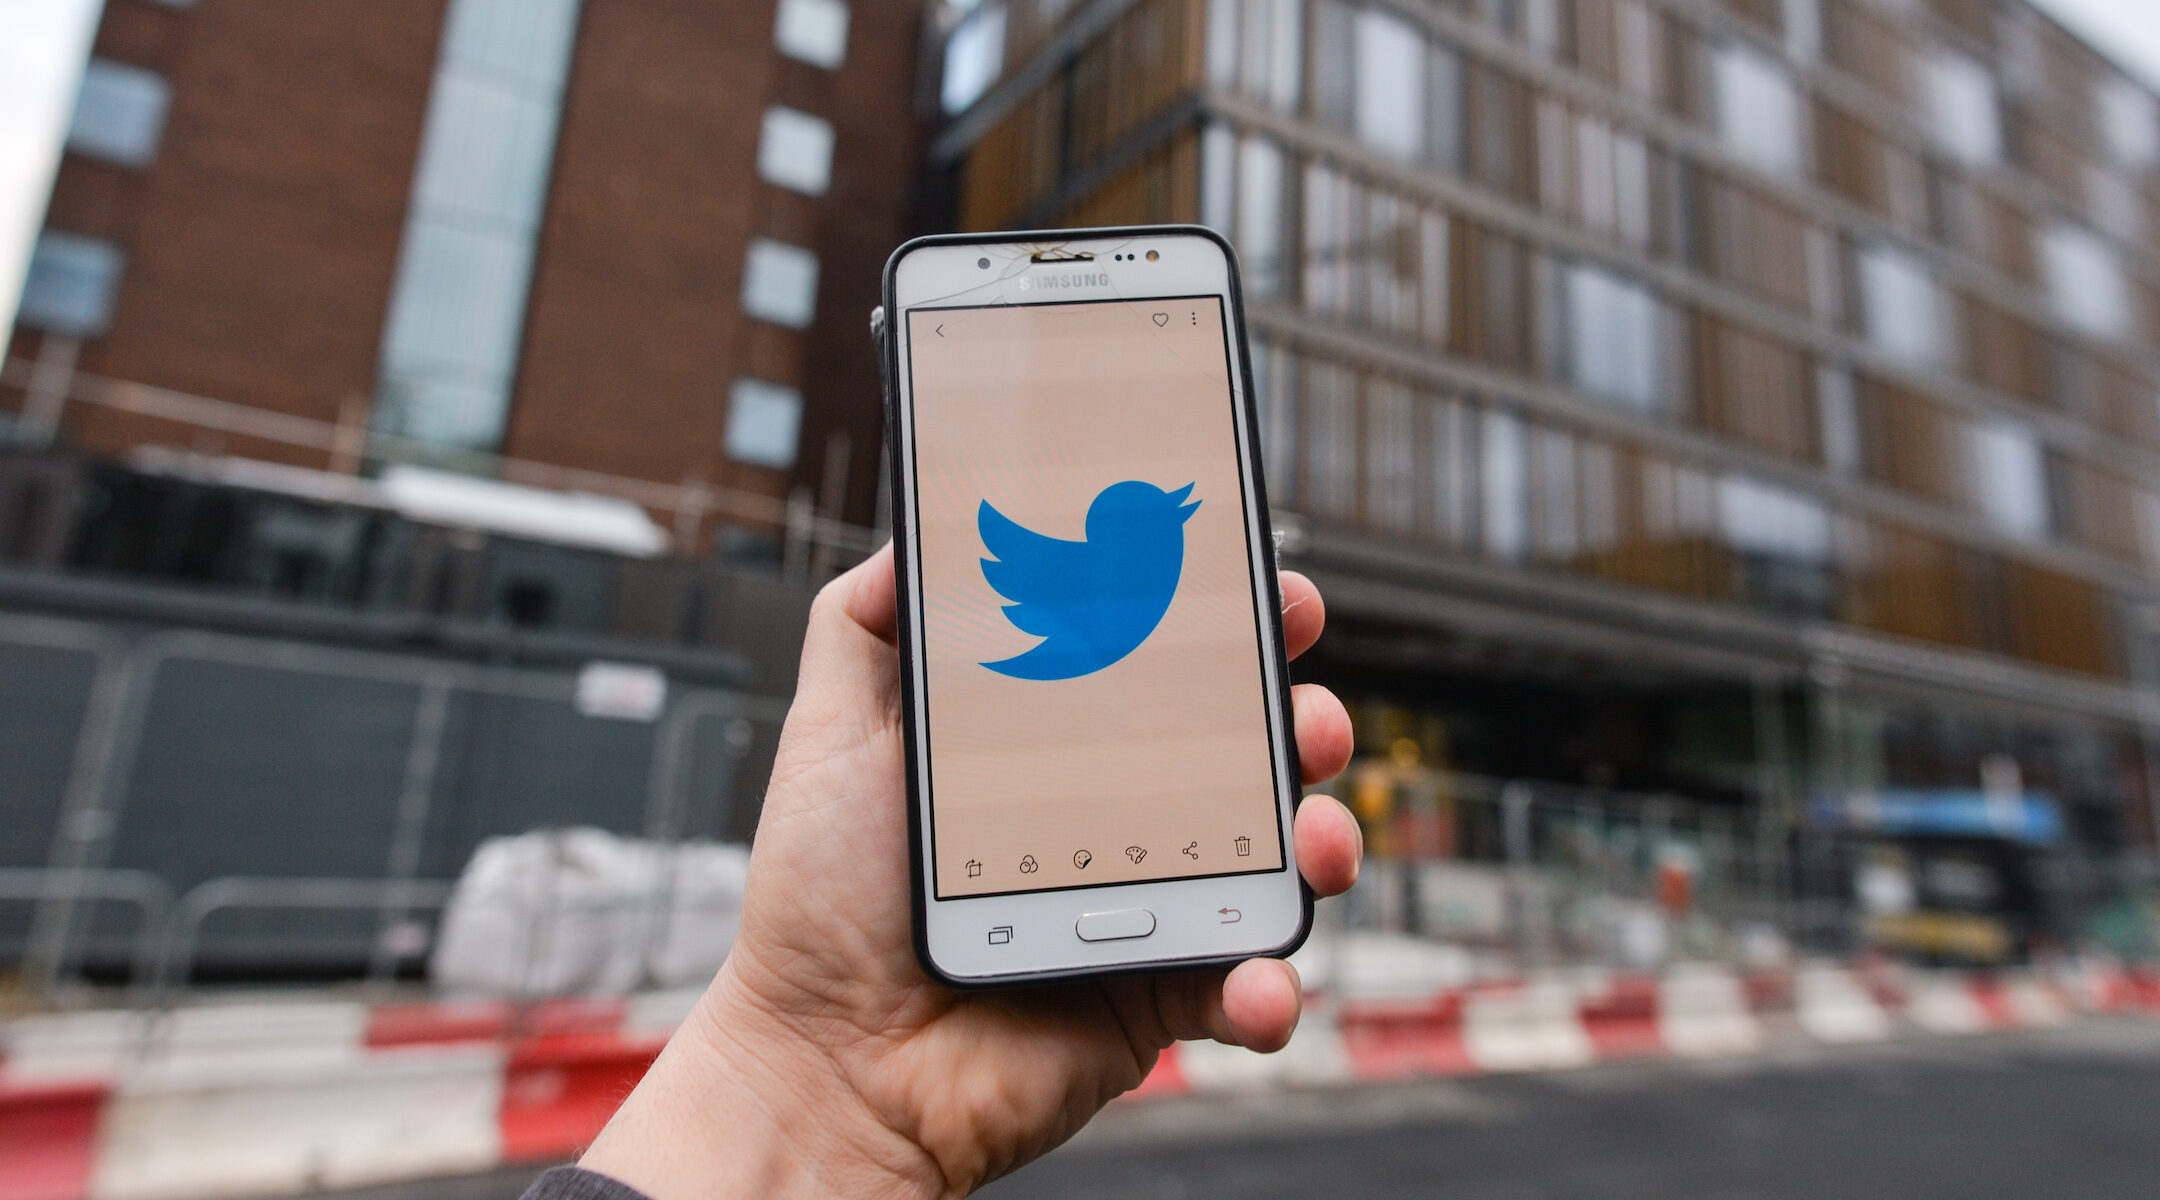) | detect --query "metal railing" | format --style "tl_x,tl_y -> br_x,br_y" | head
0,350 -> 886,567
1336,764 -> 1848,970
0,598 -> 789,1002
